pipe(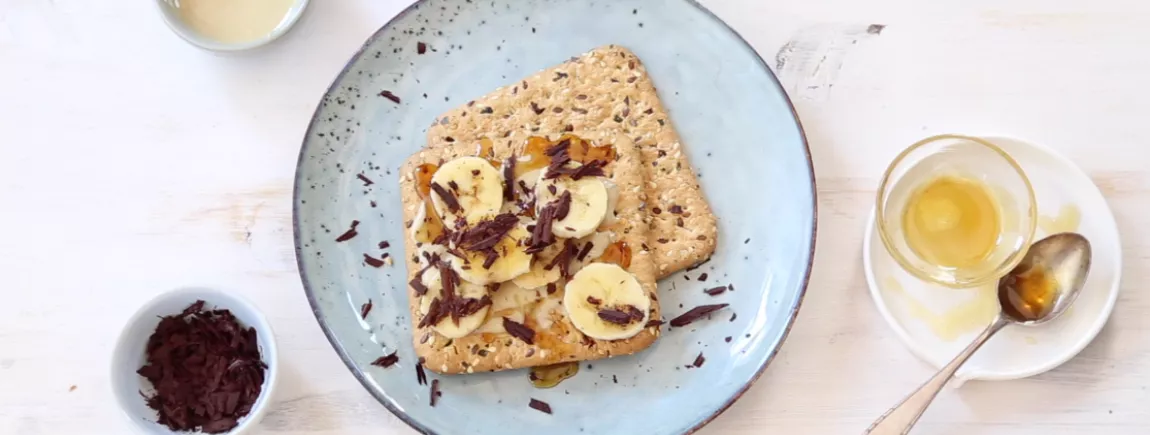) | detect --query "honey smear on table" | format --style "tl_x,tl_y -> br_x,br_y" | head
175,0 -> 296,44
902,175 -> 1002,269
